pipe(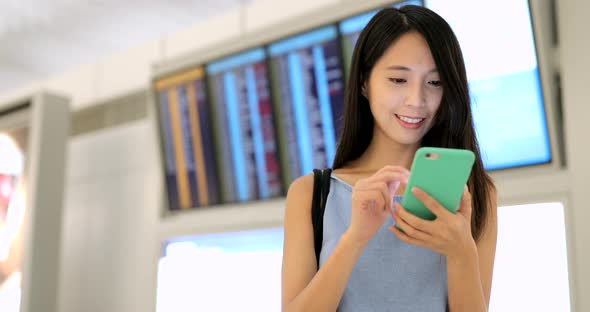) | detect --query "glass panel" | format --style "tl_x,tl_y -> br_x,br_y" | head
156,228 -> 283,312
427,0 -> 551,169
490,202 -> 571,311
